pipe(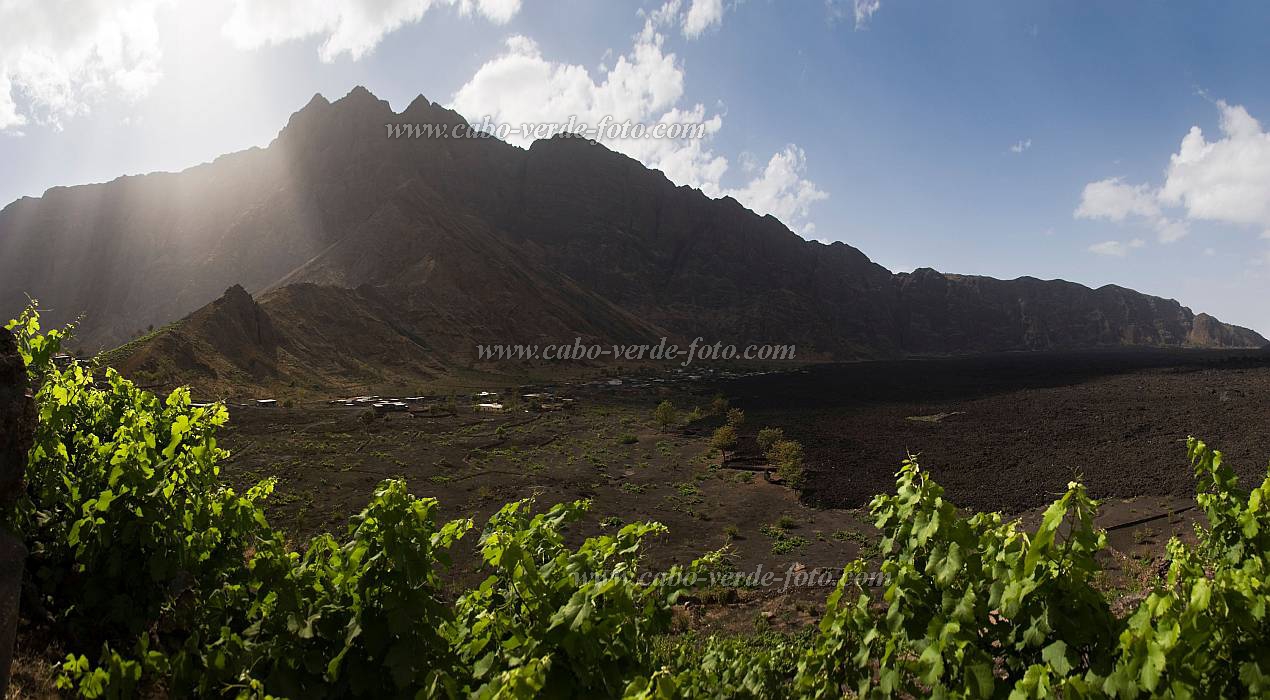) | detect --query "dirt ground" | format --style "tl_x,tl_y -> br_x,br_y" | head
206,347 -> 1270,629
218,395 -> 873,595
